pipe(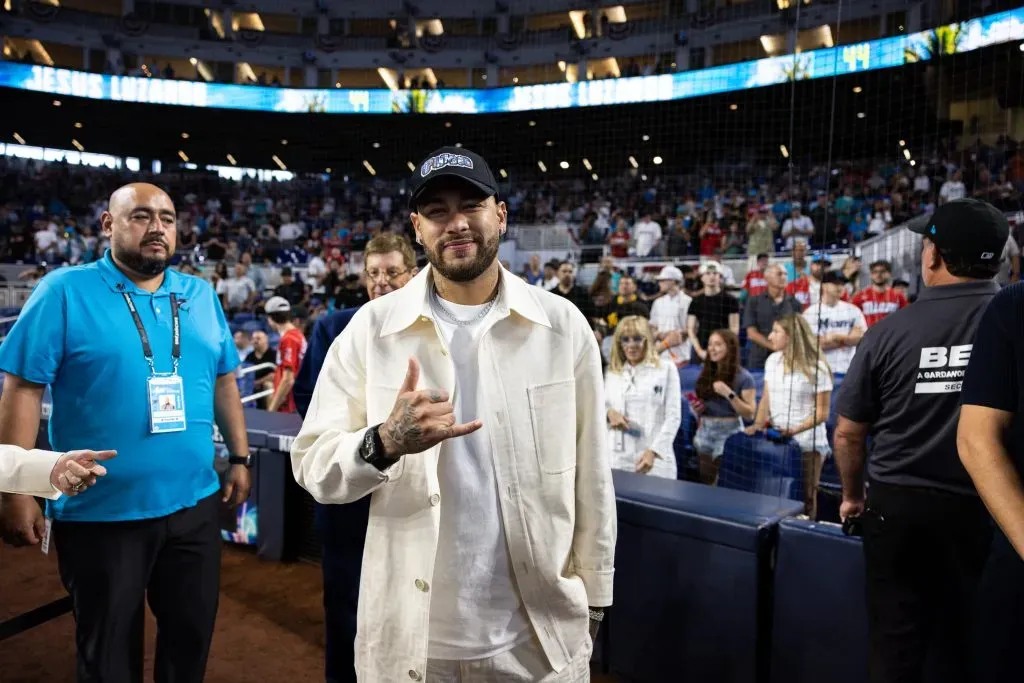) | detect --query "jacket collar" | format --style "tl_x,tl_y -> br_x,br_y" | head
380,264 -> 551,337
915,279 -> 999,302
96,249 -> 186,296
